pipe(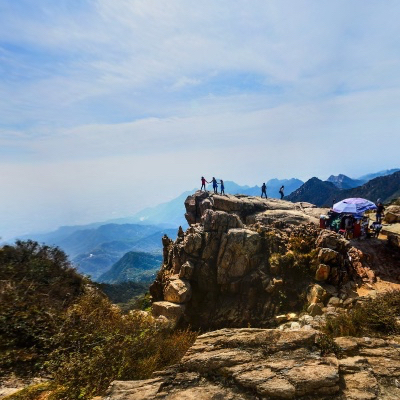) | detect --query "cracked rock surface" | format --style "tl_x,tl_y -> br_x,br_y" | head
99,328 -> 400,399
